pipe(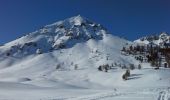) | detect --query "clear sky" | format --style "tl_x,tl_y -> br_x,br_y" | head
0,0 -> 170,44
